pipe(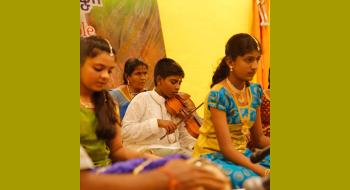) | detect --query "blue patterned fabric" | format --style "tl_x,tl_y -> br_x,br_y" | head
207,83 -> 263,125
193,82 -> 269,189
109,88 -> 130,119
201,150 -> 270,189
193,83 -> 264,156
